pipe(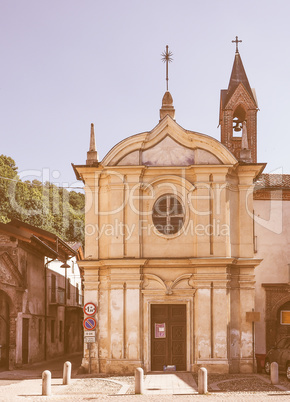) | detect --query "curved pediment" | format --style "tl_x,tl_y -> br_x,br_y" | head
143,136 -> 195,166
102,115 -> 237,166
